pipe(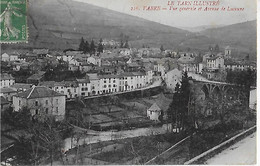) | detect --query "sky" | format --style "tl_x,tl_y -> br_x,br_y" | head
74,0 -> 256,28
